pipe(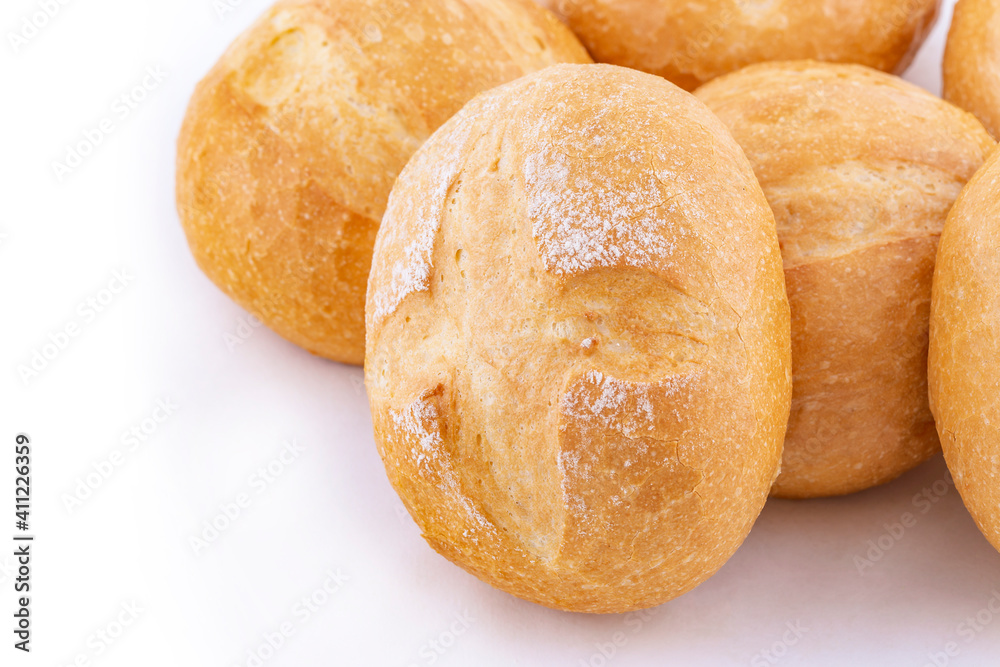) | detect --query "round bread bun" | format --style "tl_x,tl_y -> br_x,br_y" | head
696,61 -> 996,499
538,0 -> 940,90
176,0 -> 590,365
929,147 -> 1000,553
944,0 -> 1000,140
365,63 -> 792,613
